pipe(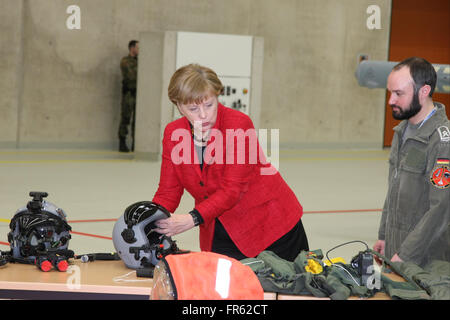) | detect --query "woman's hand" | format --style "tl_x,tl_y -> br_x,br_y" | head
154,214 -> 195,237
